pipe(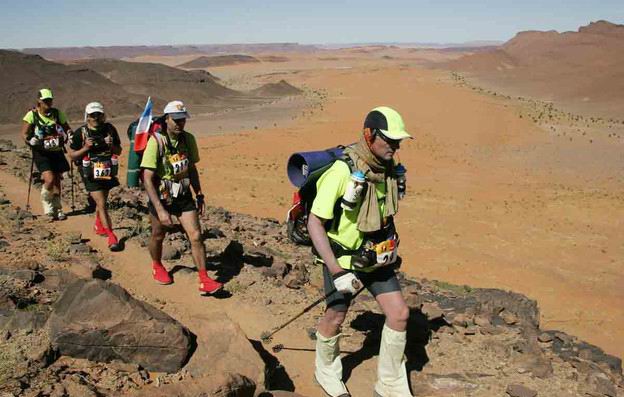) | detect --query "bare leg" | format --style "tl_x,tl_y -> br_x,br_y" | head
149,213 -> 166,263
375,291 -> 410,331
317,307 -> 347,338
90,190 -> 111,229
177,210 -> 205,271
